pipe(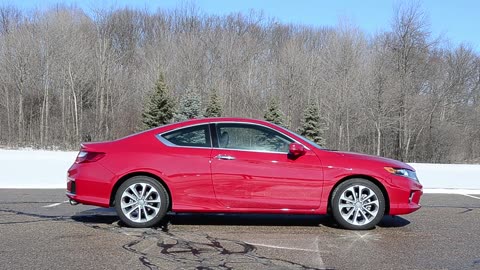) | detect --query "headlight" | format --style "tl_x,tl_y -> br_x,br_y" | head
384,167 -> 418,181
